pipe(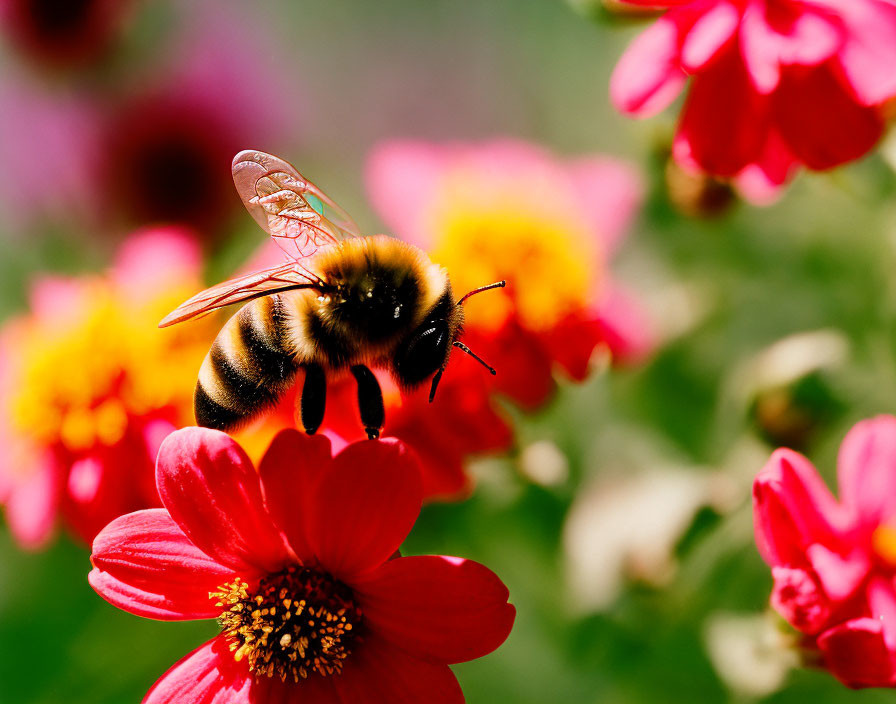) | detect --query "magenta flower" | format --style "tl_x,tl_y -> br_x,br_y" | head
611,0 -> 896,201
754,415 -> 896,688
366,138 -> 654,409
89,428 -> 515,702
